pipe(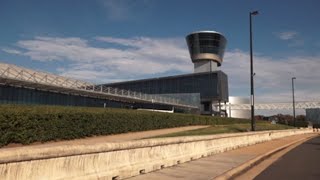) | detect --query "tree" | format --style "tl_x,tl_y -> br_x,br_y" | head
296,115 -> 306,121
